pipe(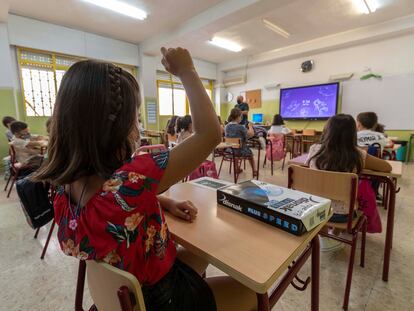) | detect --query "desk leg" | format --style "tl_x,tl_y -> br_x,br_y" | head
382,176 -> 396,282
257,293 -> 270,311
311,236 -> 320,311
232,149 -> 238,184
